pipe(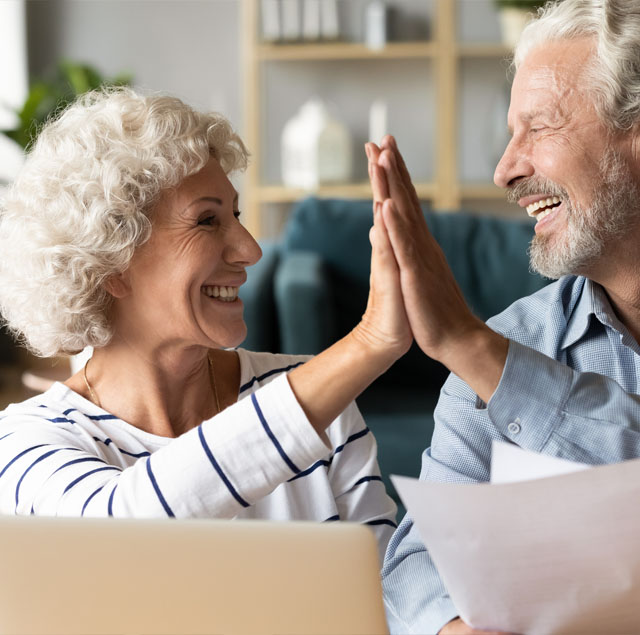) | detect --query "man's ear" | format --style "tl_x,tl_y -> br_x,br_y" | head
104,272 -> 131,299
